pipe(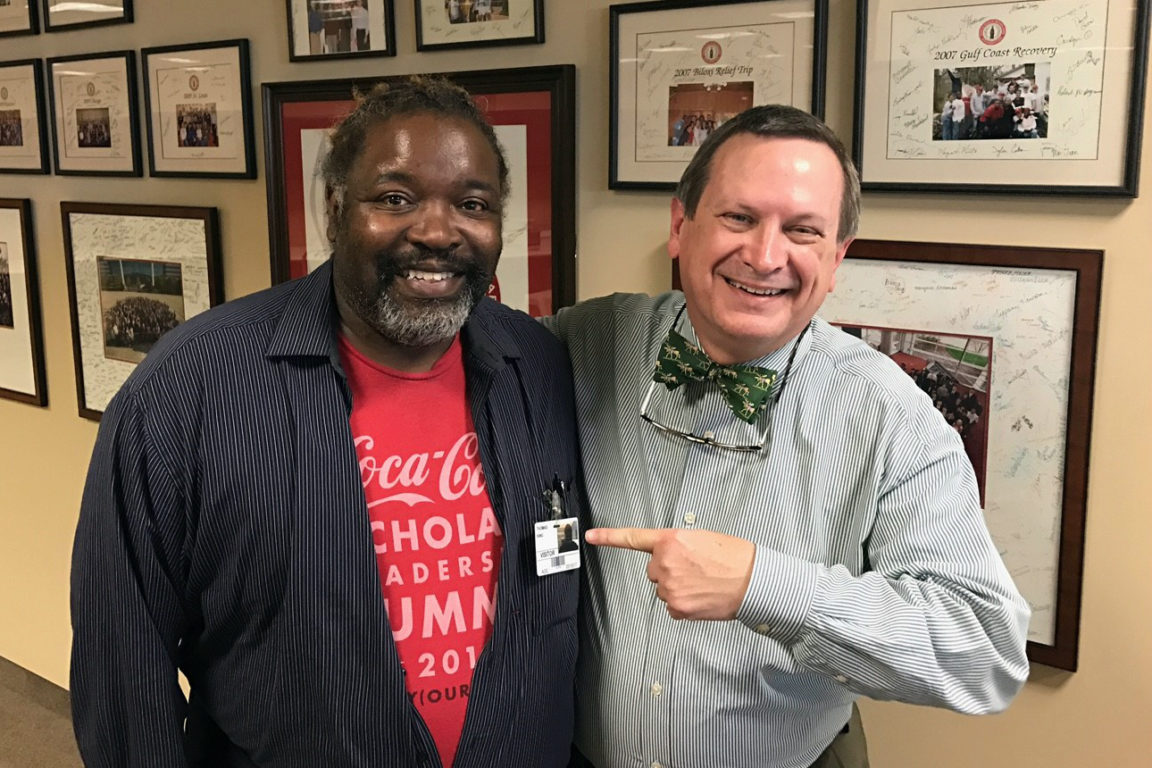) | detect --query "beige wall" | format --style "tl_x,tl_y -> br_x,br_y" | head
1,1 -> 1149,764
